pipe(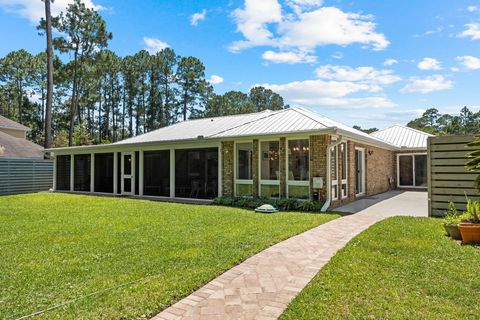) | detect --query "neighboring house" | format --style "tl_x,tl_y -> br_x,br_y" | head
371,125 -> 433,189
46,107 -> 432,209
0,115 -> 44,158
